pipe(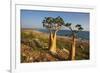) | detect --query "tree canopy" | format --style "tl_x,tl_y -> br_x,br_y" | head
42,16 -> 64,31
